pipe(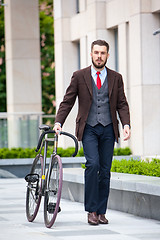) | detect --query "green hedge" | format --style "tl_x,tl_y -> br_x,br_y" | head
82,158 -> 160,177
0,147 -> 77,159
1,147 -> 160,177
0,146 -> 132,159
113,147 -> 132,156
111,158 -> 160,177
0,148 -> 37,159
